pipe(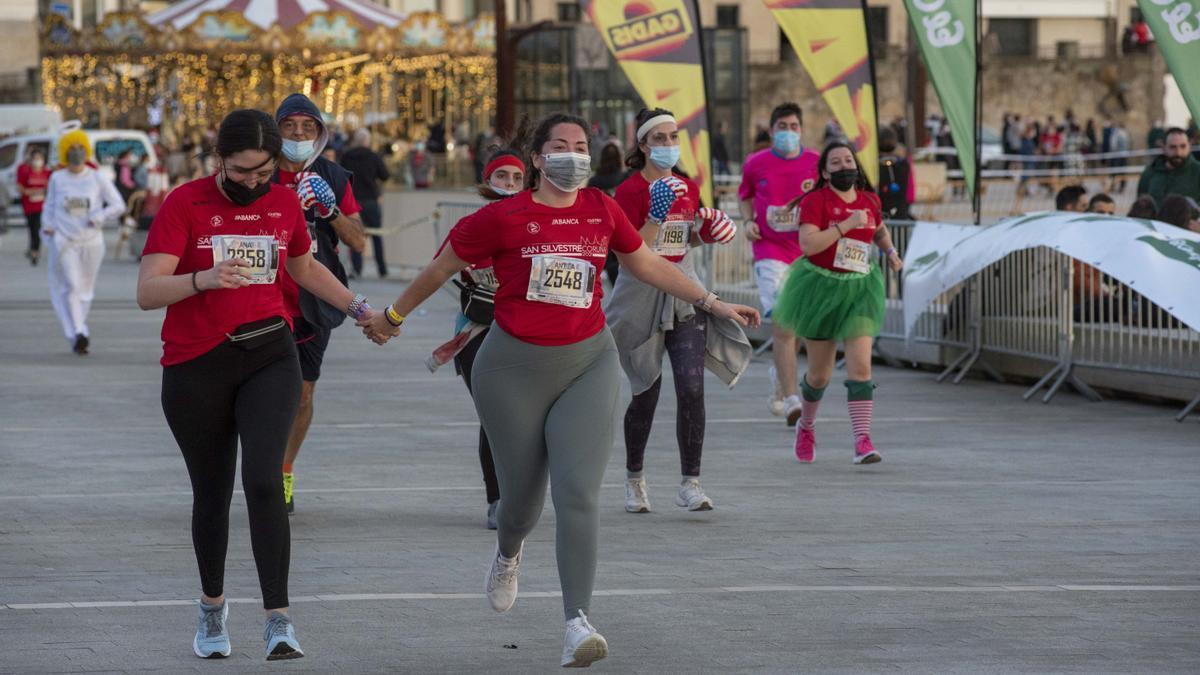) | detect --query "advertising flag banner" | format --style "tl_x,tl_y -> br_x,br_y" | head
1138,0 -> 1200,123
764,0 -> 880,185
583,0 -> 714,206
904,0 -> 977,198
